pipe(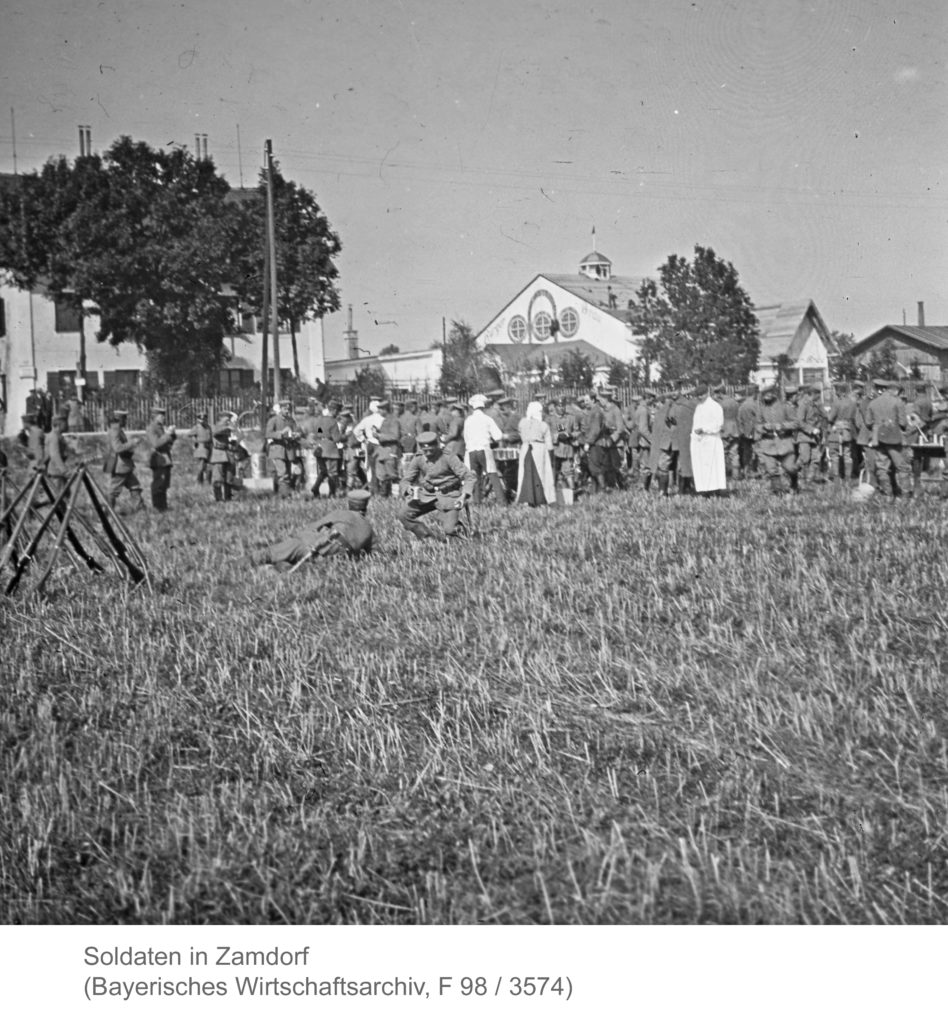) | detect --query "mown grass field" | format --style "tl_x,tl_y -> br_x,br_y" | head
2,442 -> 947,924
